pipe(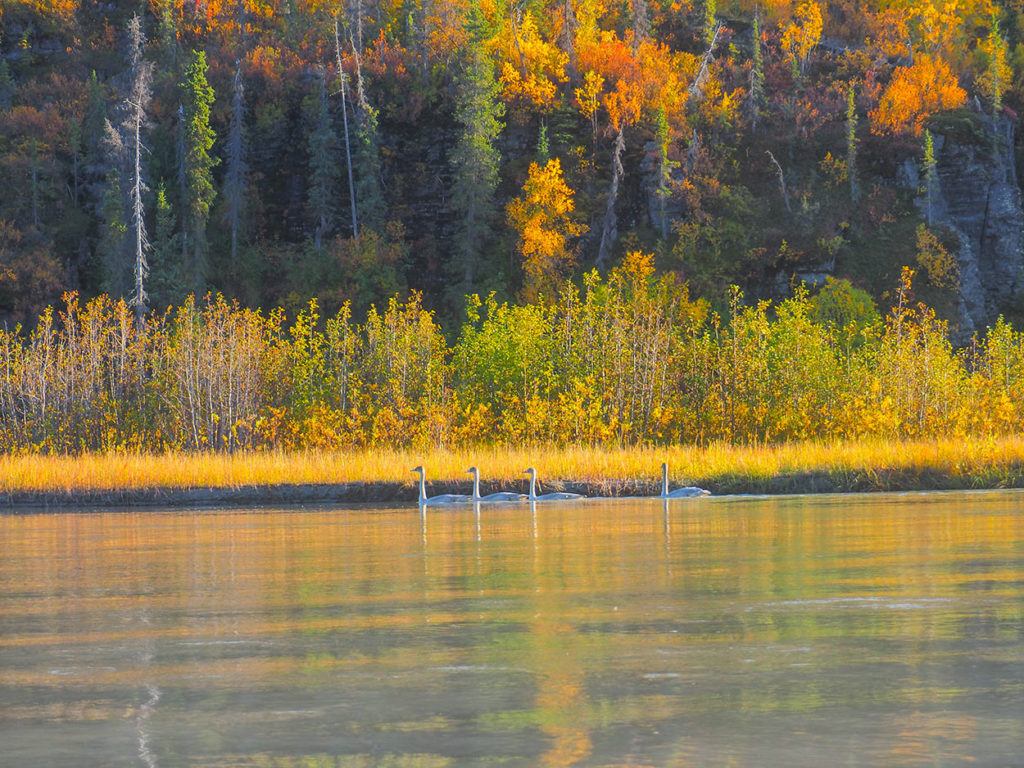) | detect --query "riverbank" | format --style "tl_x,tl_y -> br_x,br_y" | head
3,438 -> 1024,508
